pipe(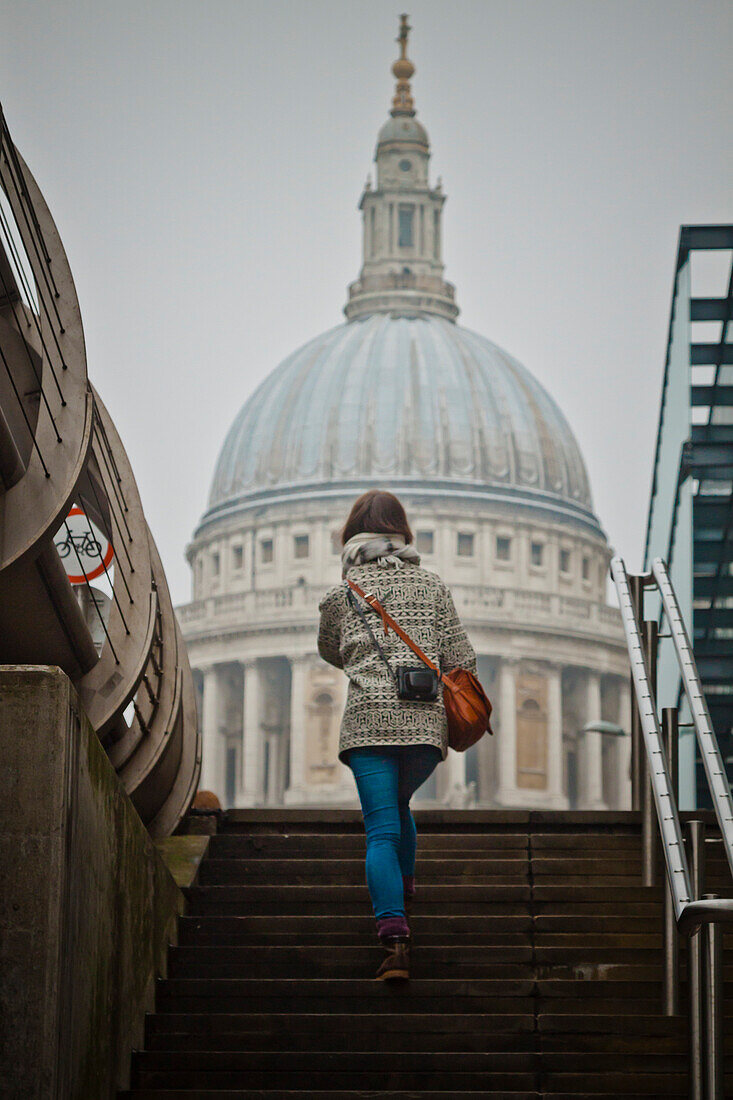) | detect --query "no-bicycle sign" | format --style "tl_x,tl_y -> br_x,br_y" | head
54,505 -> 114,585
